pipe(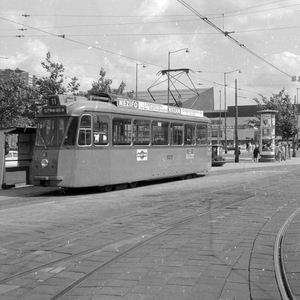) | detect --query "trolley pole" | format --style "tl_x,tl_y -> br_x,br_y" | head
234,79 -> 239,163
